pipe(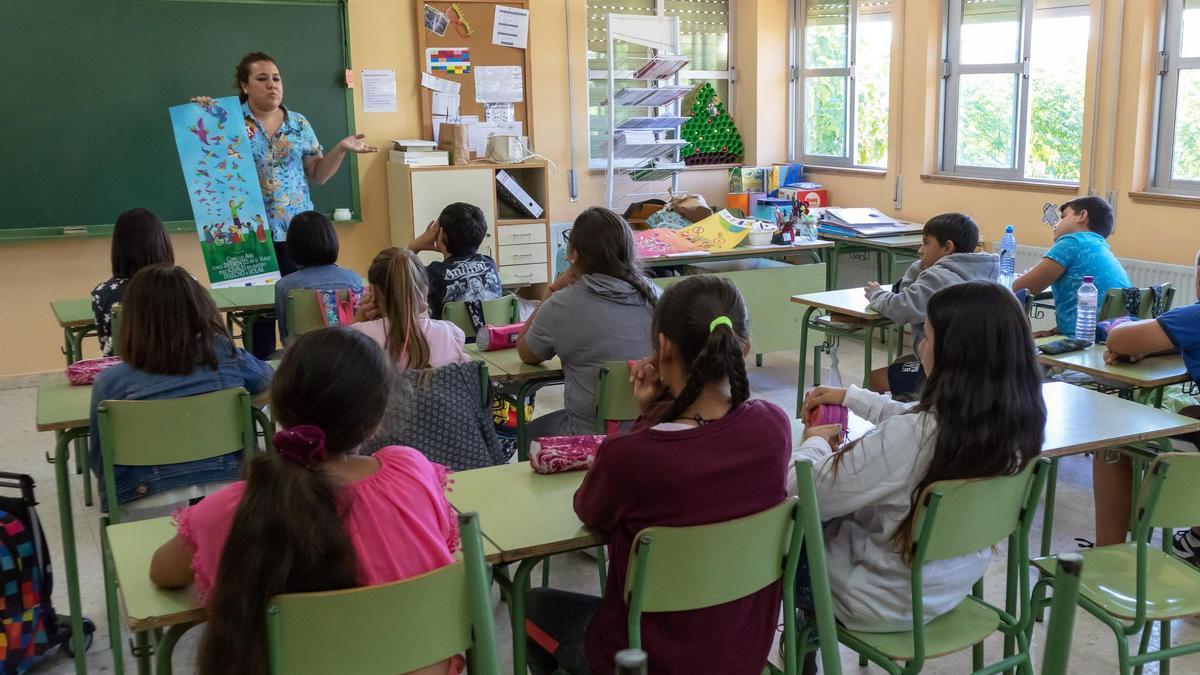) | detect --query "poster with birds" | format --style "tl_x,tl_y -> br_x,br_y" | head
169,96 -> 279,287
